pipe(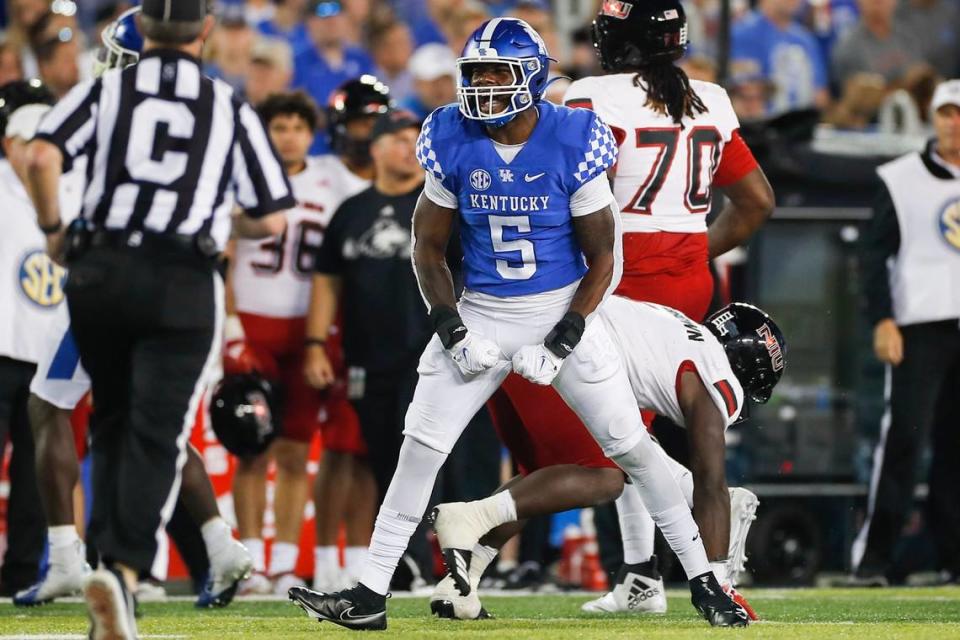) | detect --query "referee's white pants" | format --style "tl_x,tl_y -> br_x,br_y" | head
403,283 -> 646,459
